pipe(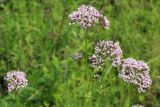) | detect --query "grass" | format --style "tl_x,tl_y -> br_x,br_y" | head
0,0 -> 160,107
